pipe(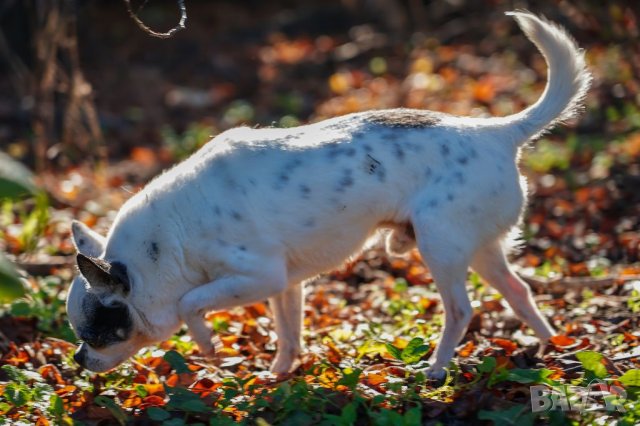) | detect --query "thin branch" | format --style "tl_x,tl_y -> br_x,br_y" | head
123,0 -> 187,39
